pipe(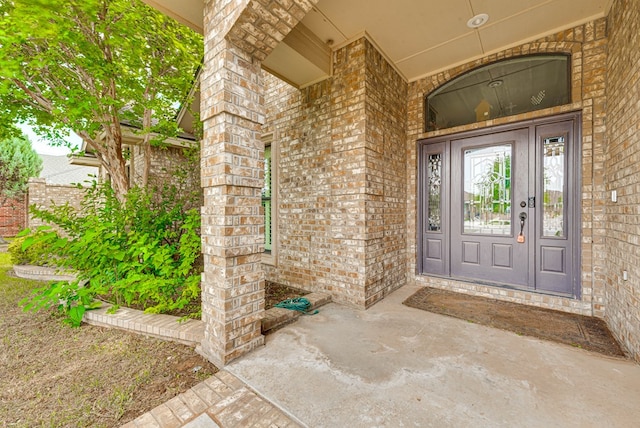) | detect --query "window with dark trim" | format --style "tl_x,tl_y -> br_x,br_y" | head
262,144 -> 272,253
